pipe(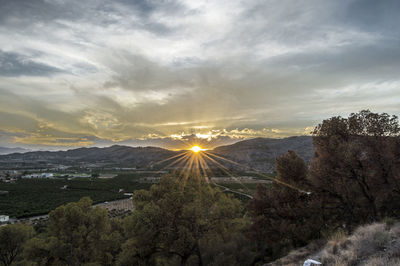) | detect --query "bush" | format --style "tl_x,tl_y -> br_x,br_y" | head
351,223 -> 390,257
321,222 -> 396,265
364,257 -> 400,266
